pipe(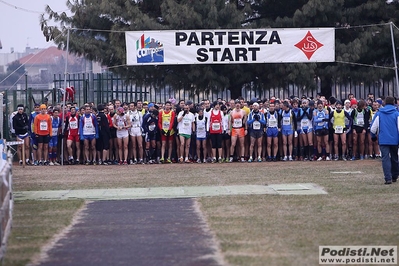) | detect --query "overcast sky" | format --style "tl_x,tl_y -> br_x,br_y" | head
0,0 -> 68,53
